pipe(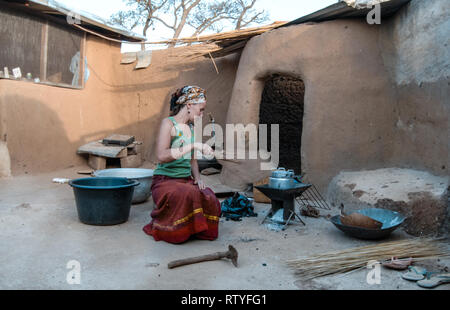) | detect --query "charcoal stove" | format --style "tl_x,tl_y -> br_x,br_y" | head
255,183 -> 311,230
